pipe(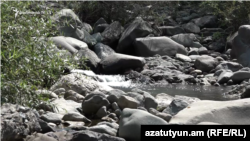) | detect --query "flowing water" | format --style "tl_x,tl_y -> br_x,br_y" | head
71,70 -> 238,101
